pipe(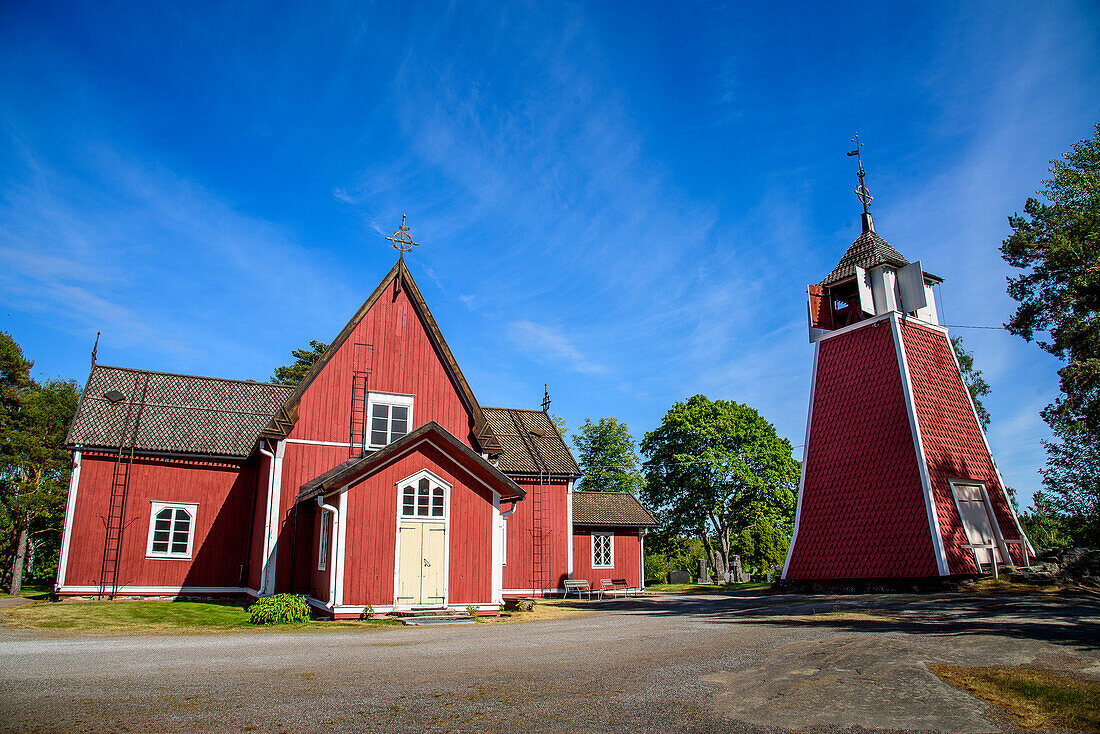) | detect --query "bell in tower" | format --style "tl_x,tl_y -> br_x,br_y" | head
783,139 -> 1032,584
